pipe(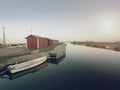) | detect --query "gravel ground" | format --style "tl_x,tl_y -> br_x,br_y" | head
0,47 -> 29,57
